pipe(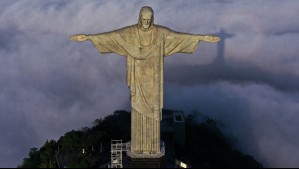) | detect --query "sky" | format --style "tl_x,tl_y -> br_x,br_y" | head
0,0 -> 299,167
